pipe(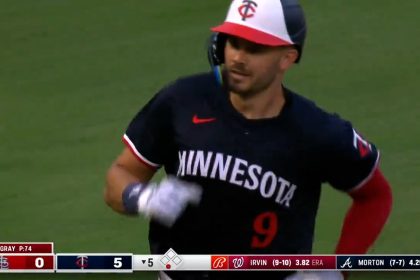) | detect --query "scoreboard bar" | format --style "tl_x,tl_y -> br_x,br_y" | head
227,255 -> 335,270
337,255 -> 420,271
133,254 -> 211,271
130,254 -> 420,271
56,253 -> 132,273
132,255 -> 335,271
0,243 -> 419,273
0,254 -> 54,273
0,242 -> 53,254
